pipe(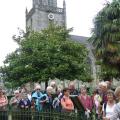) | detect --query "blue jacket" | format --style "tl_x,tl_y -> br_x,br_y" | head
32,91 -> 47,111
